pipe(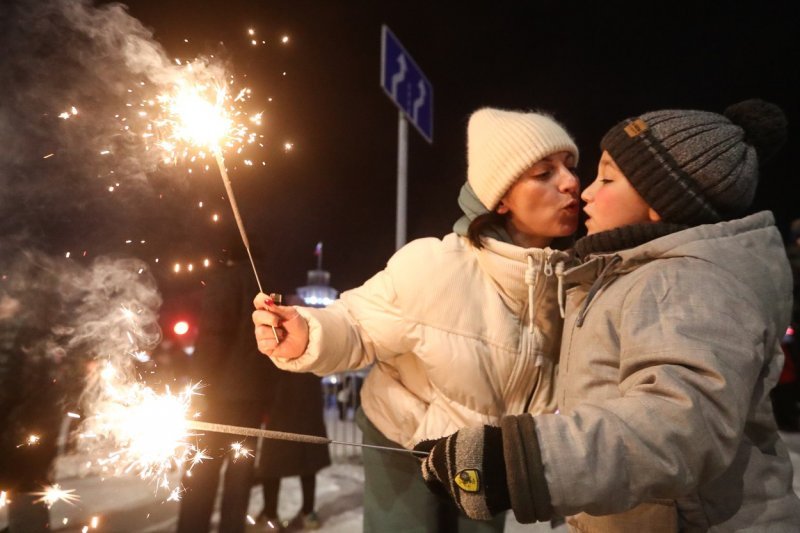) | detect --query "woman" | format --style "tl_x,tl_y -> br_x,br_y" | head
419,100 -> 800,531
253,107 -> 580,532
